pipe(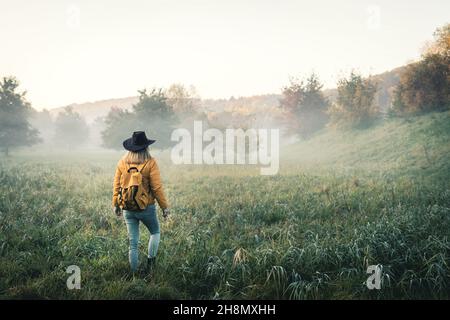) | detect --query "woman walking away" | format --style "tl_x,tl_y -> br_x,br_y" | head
112,131 -> 170,273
